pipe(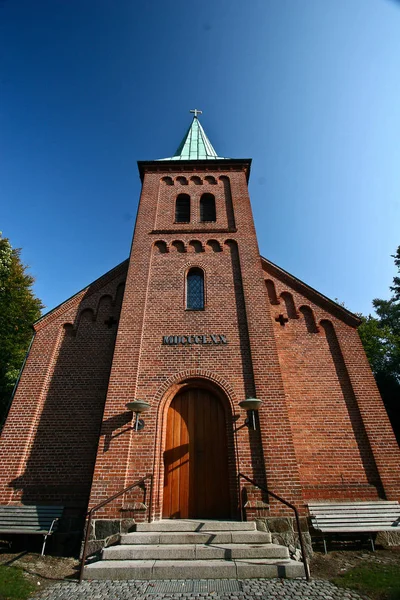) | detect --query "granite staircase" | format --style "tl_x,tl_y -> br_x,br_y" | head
83,520 -> 305,580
